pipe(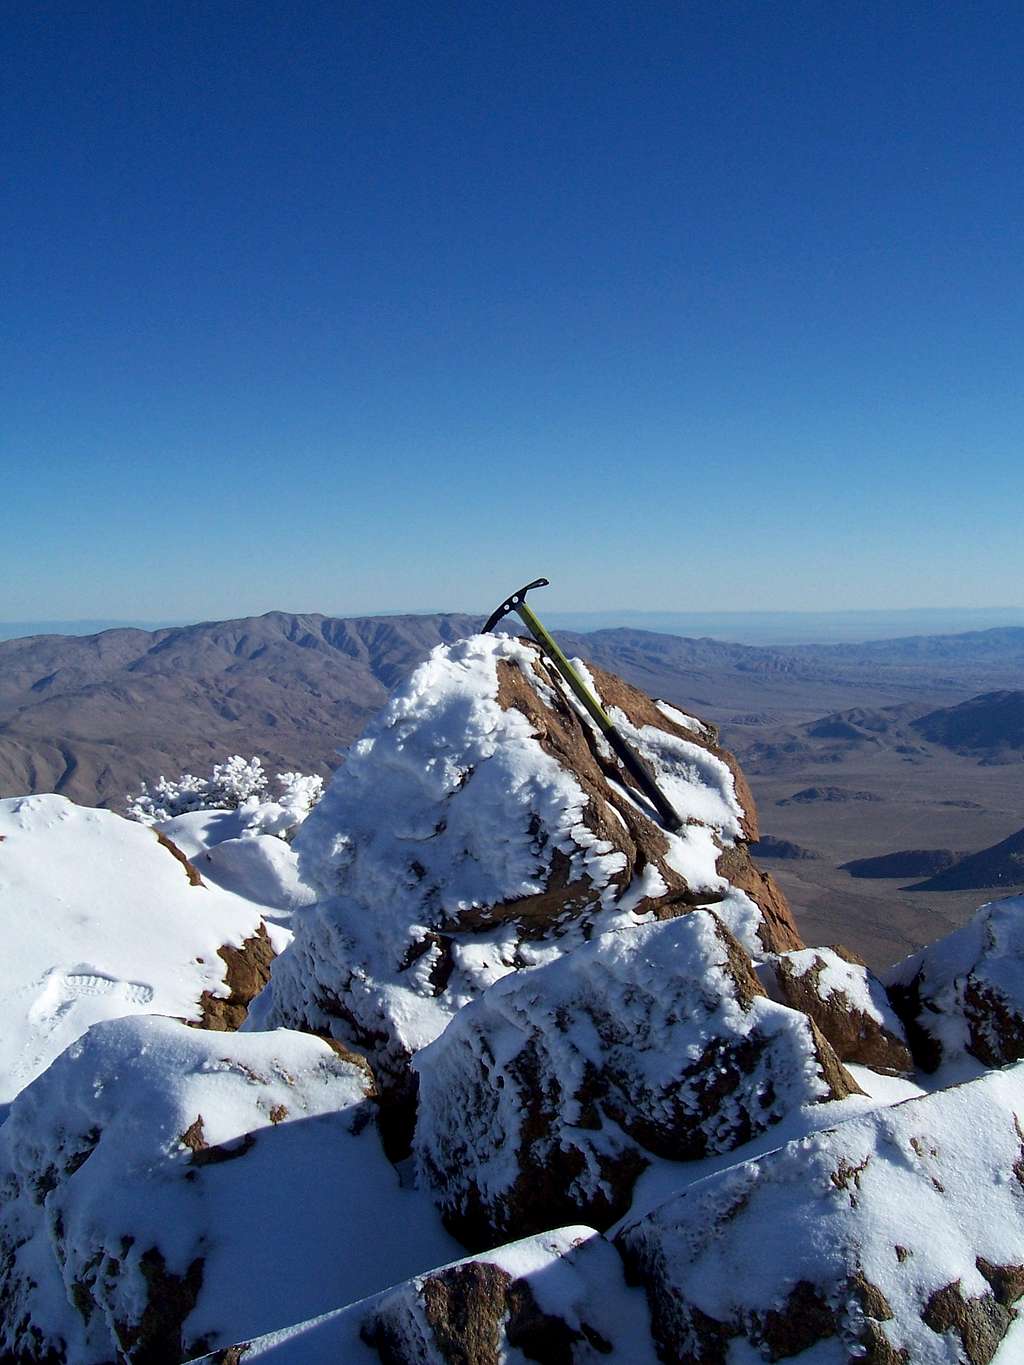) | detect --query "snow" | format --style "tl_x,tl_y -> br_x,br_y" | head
617,1062 -> 1024,1362
195,835 -> 316,920
769,946 -> 906,1034
612,1063 -> 927,1234
156,804 -> 256,856
7,644 -> 1024,1364
187,1227 -> 658,1364
156,810 -> 318,922
253,634 -> 750,1078
414,910 -> 849,1237
882,894 -> 1024,1070
0,1016 -> 461,1363
655,698 -> 710,734
607,702 -> 743,836
707,885 -> 769,958
0,795 -> 274,1103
